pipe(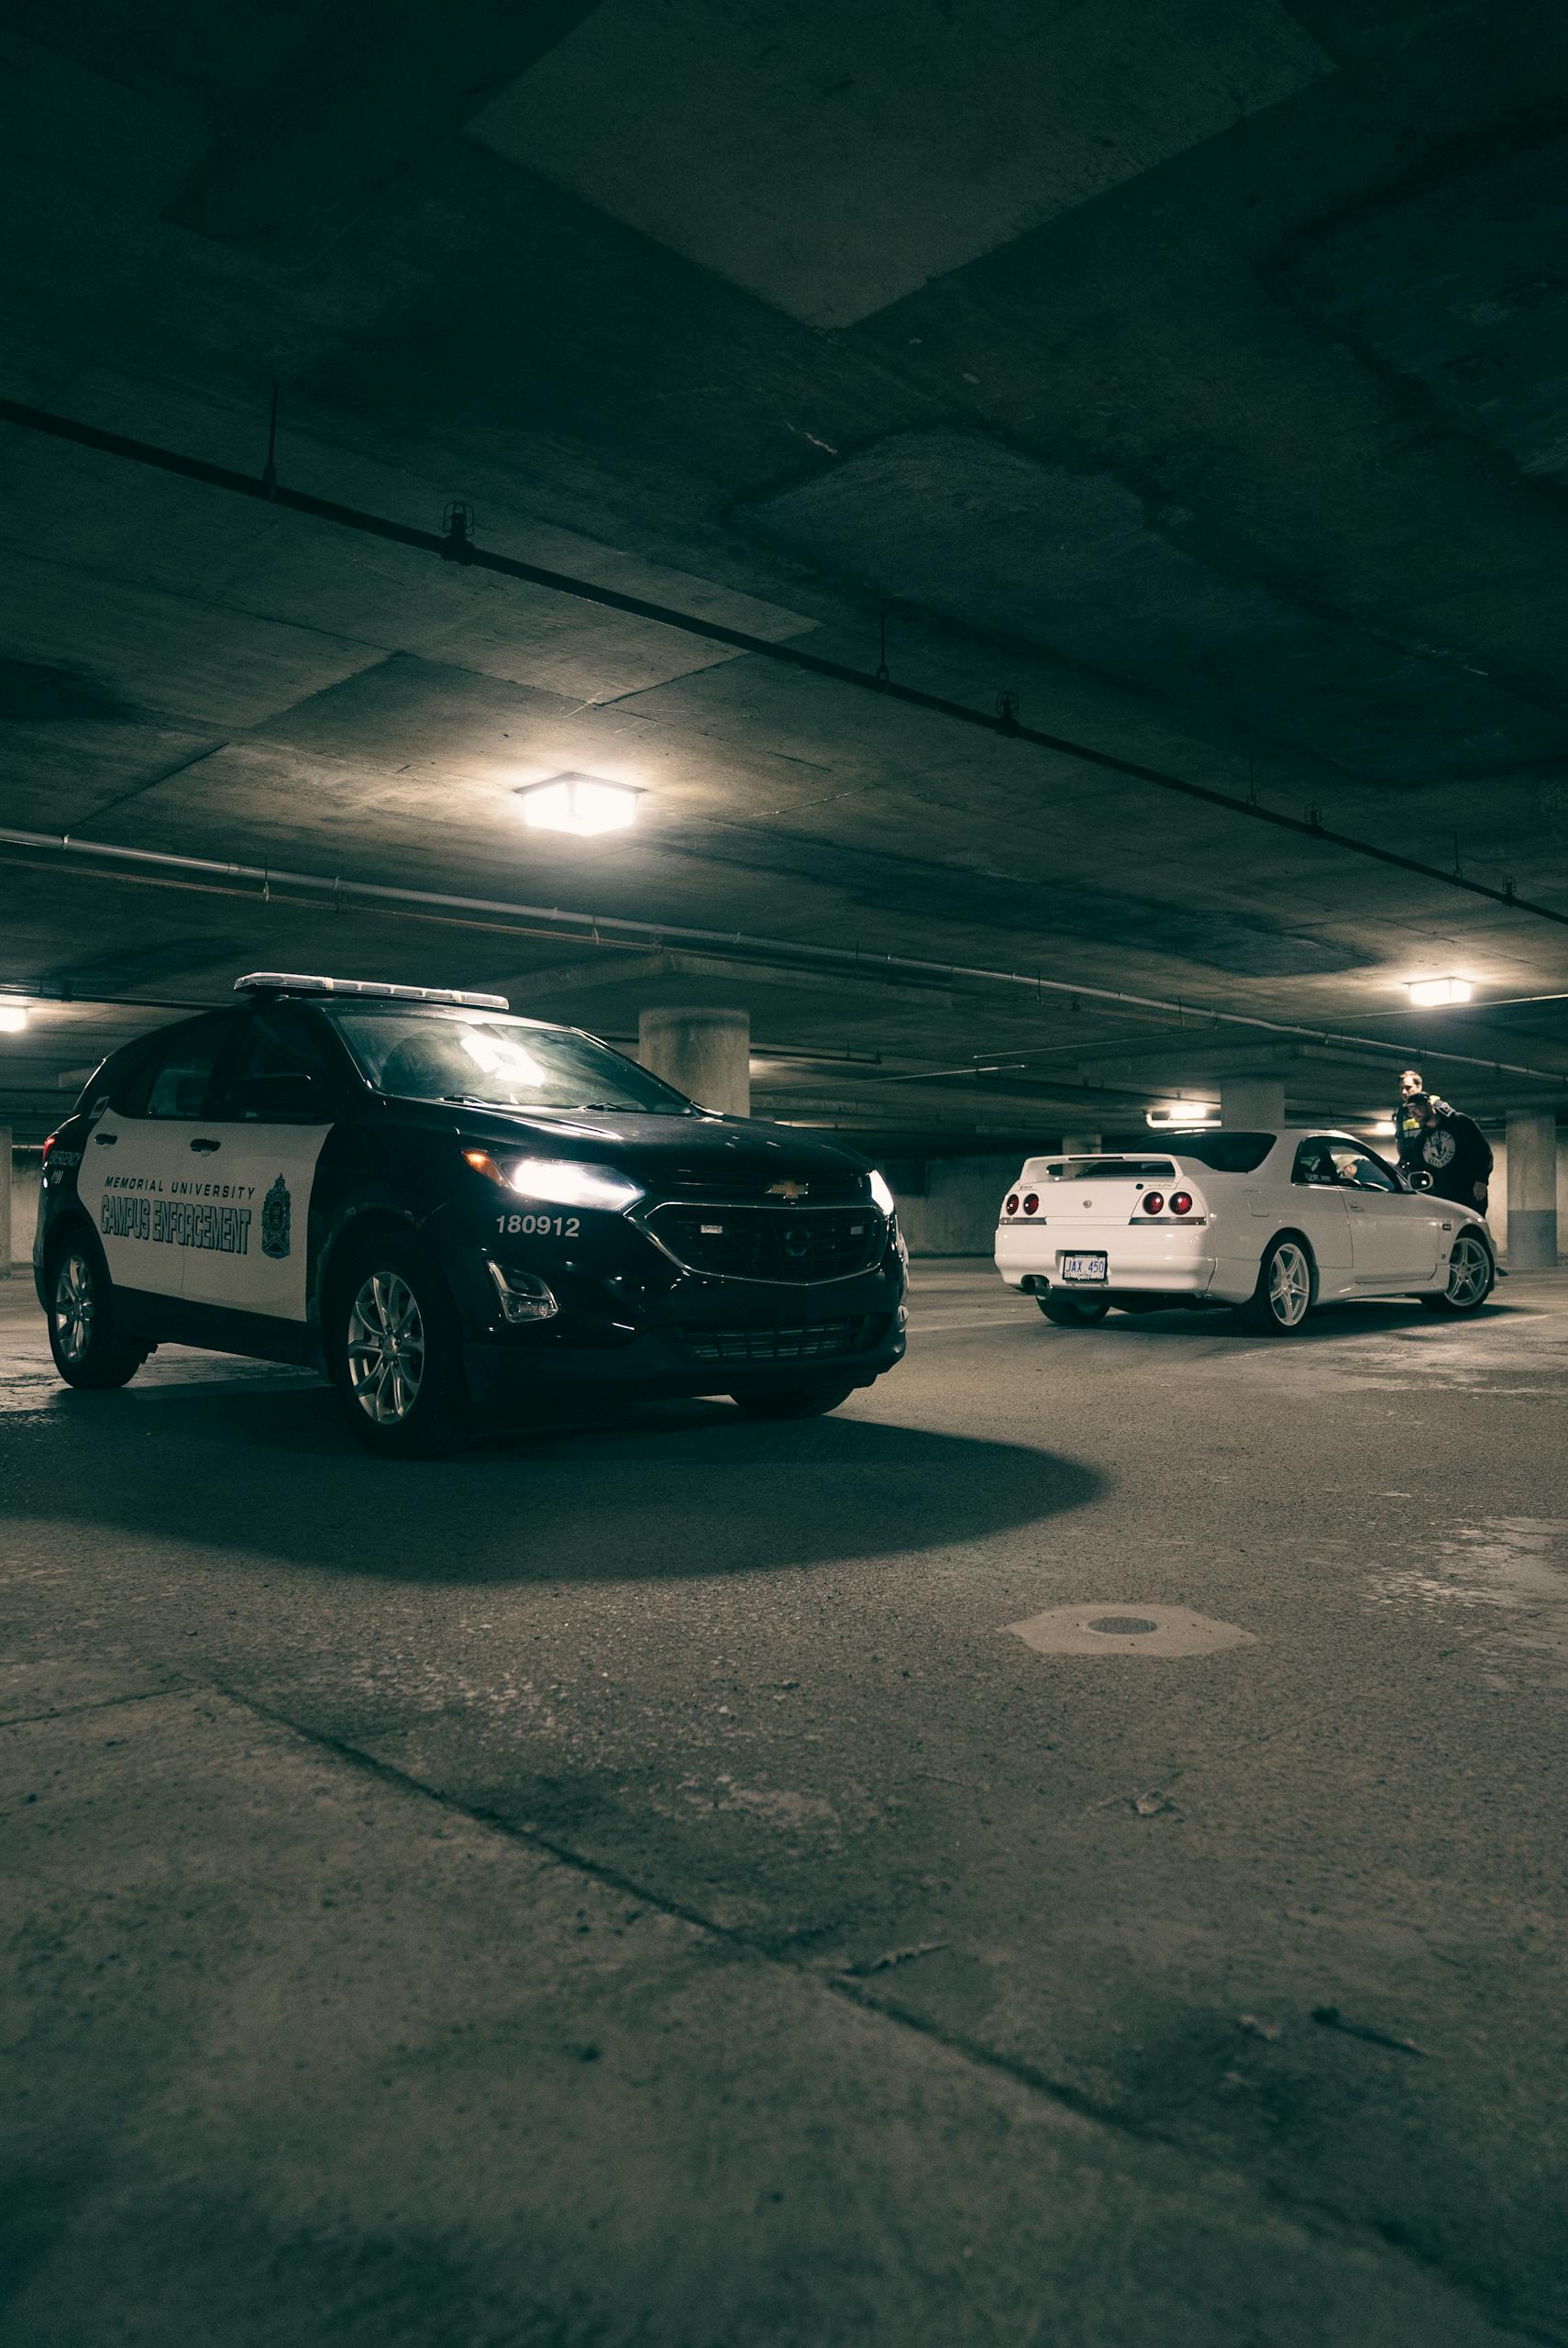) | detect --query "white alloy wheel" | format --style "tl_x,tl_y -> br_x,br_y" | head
1446,1233 -> 1492,1307
1267,1240 -> 1311,1328
1441,1231 -> 1494,1312
347,1270 -> 427,1424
